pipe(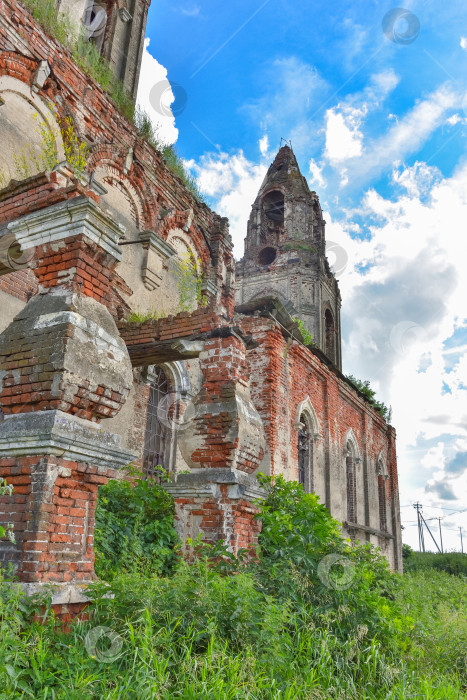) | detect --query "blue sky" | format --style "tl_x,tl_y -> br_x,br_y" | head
137,0 -> 467,552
